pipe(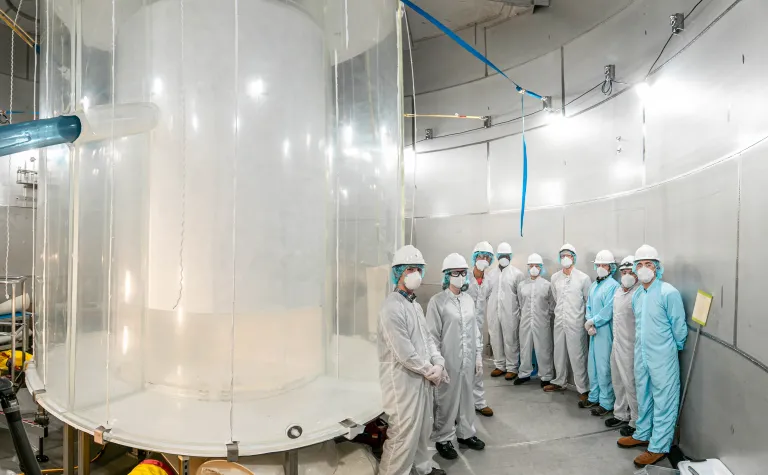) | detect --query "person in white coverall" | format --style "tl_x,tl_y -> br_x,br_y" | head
484,242 -> 523,380
378,245 -> 446,475
605,255 -> 640,435
544,244 -> 592,403
466,241 -> 494,417
514,253 -> 555,387
427,253 -> 486,461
